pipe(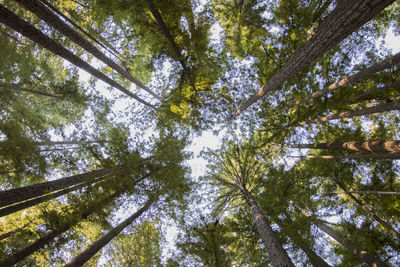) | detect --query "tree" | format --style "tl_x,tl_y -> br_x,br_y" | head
289,140 -> 400,153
